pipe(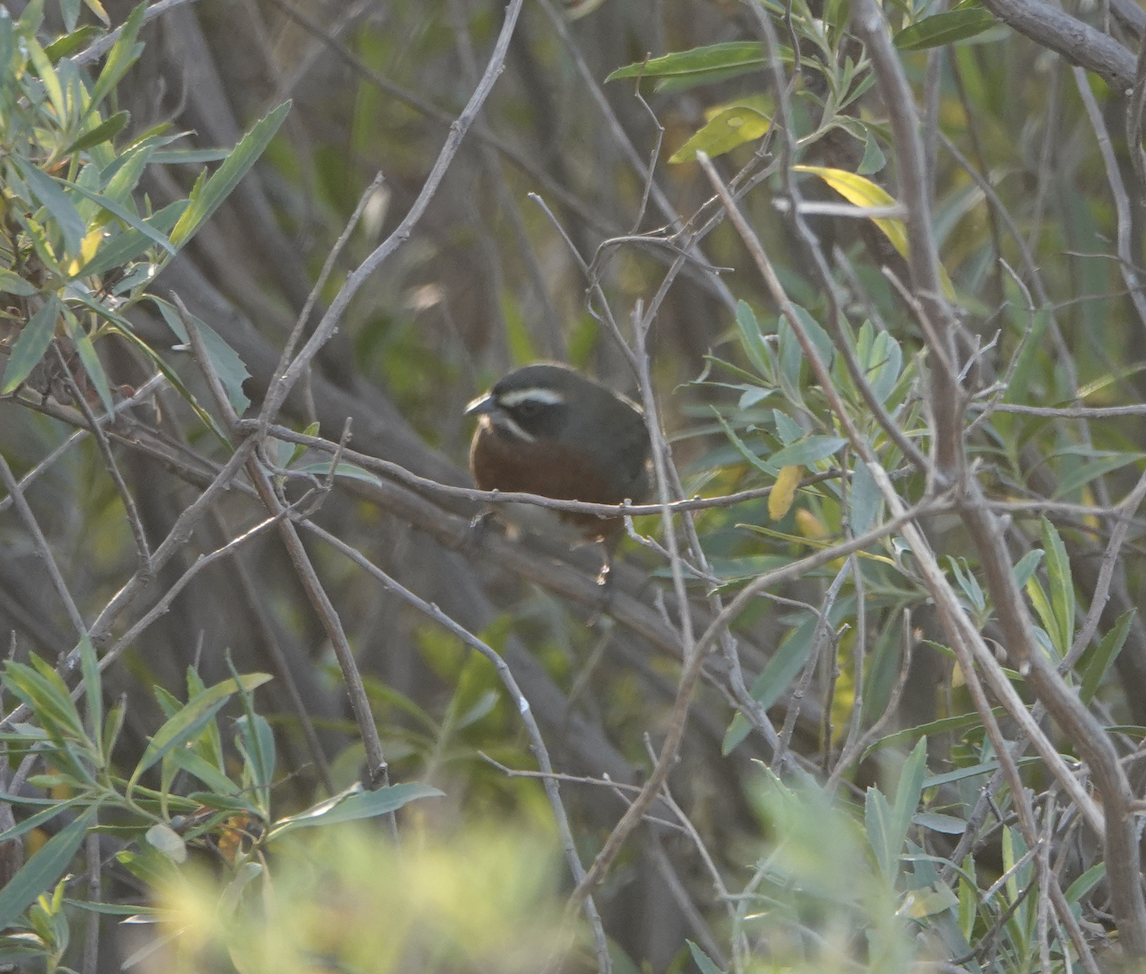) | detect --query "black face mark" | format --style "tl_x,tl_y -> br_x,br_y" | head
492,388 -> 570,441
